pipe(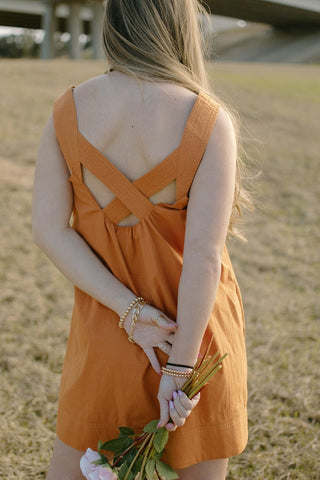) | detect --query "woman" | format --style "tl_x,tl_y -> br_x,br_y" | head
32,1 -> 251,479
